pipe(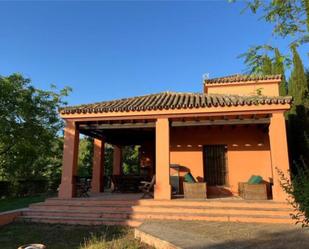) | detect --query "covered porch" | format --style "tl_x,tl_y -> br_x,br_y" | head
58,103 -> 290,201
